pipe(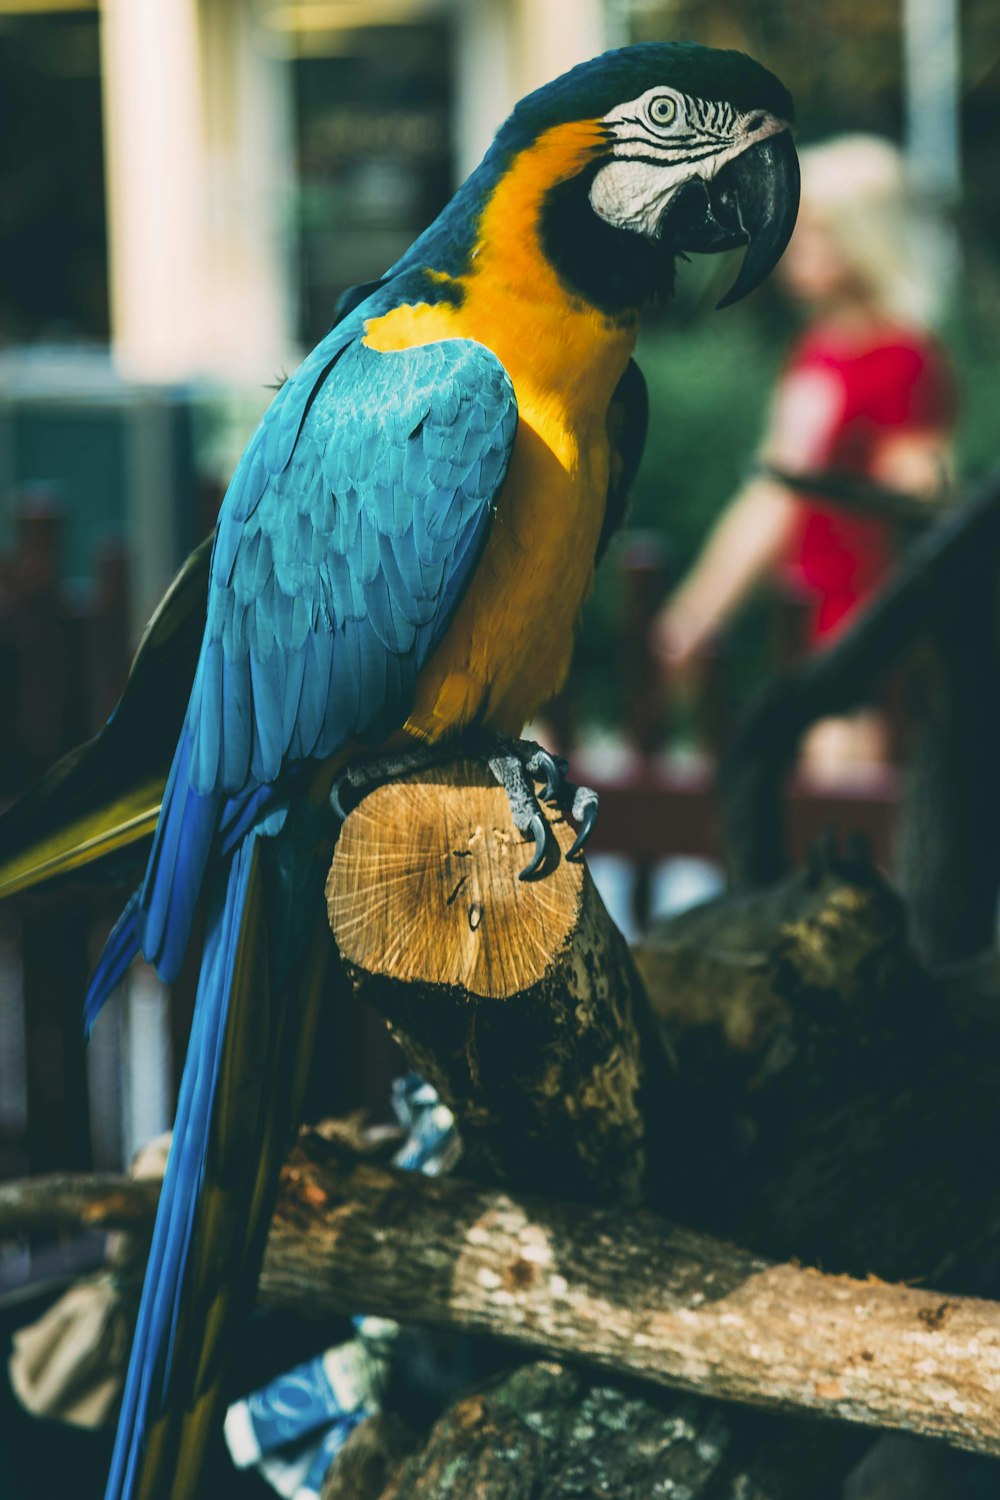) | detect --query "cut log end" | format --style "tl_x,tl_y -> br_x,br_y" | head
327,760 -> 585,1000
326,759 -> 664,1202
